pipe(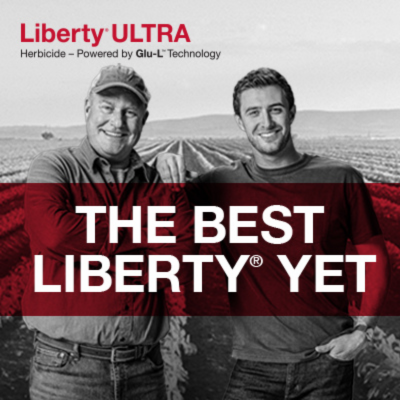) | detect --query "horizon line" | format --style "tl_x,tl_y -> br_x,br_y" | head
1,108 -> 399,129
